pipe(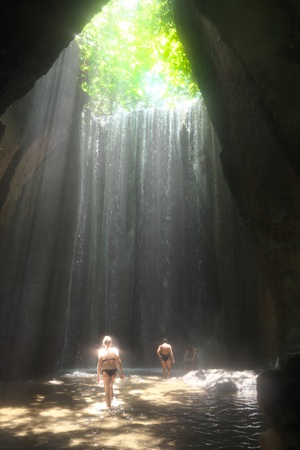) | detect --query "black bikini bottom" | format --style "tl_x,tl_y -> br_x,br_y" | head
161,354 -> 170,362
102,369 -> 118,377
